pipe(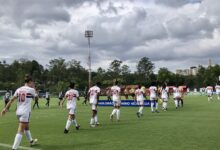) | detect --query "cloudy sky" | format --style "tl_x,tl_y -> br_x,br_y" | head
0,0 -> 219,72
